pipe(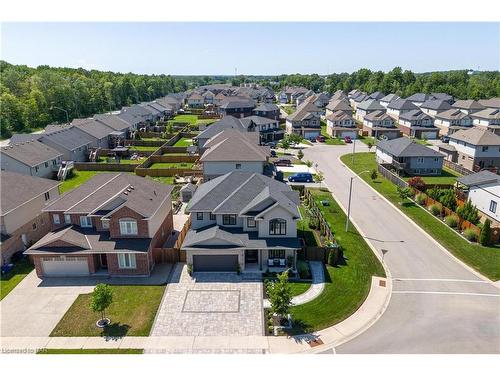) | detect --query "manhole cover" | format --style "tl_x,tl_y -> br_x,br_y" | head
379,280 -> 386,287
